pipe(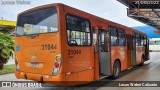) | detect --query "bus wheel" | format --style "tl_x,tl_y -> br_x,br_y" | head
139,57 -> 144,66
111,61 -> 120,79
